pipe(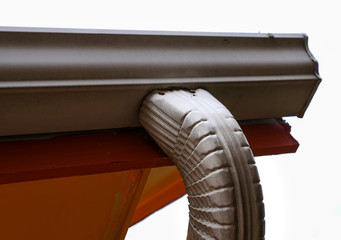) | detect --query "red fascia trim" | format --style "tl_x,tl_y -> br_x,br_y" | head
0,120 -> 298,185
241,120 -> 299,156
0,129 -> 171,184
